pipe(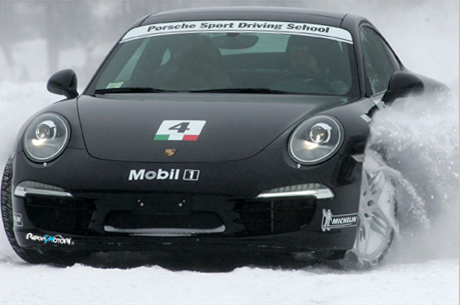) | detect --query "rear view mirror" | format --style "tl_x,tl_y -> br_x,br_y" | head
382,71 -> 424,105
211,34 -> 259,50
47,69 -> 79,99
